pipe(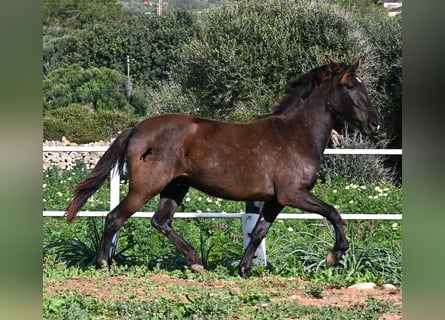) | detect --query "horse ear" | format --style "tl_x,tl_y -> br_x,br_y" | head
326,56 -> 340,71
340,55 -> 365,84
351,54 -> 365,71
